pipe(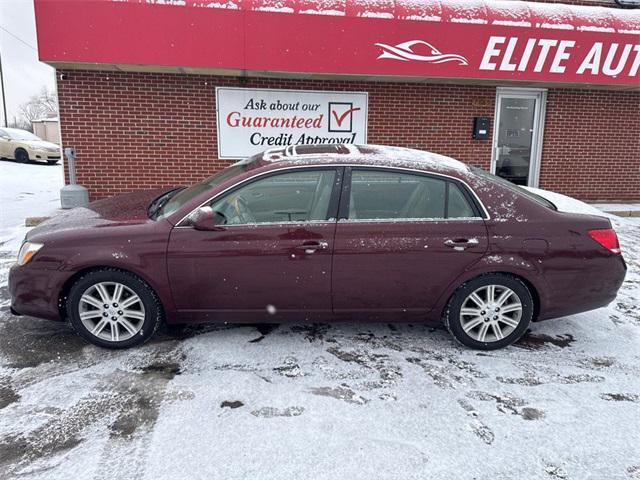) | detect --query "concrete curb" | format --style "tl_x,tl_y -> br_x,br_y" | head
602,210 -> 640,218
588,203 -> 640,218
